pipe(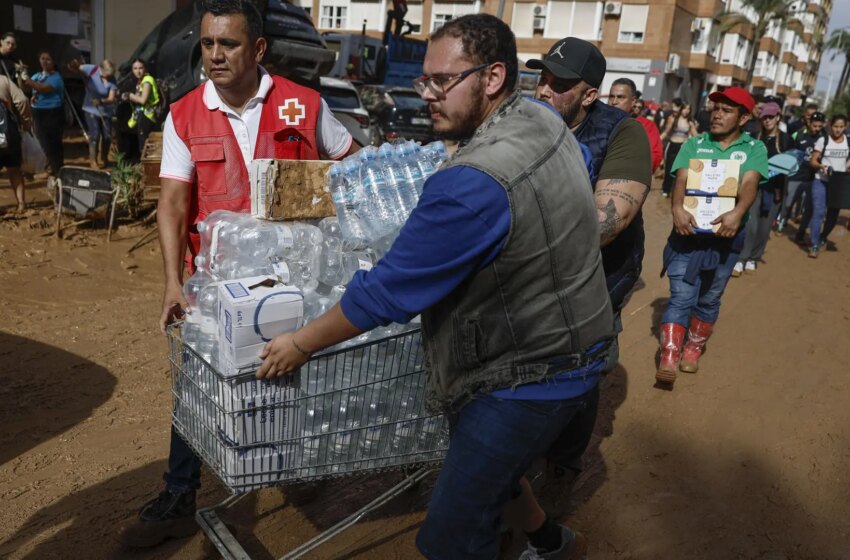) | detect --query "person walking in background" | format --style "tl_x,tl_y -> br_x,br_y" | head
732,102 -> 792,276
608,78 -> 662,173
789,102 -> 818,137
22,51 -> 64,177
121,58 -> 160,155
0,73 -> 32,213
68,58 -> 118,169
778,111 -> 824,233
804,114 -> 849,258
695,97 -> 713,134
660,99 -> 698,197
743,97 -> 763,136
0,32 -> 20,87
656,88 -> 767,386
